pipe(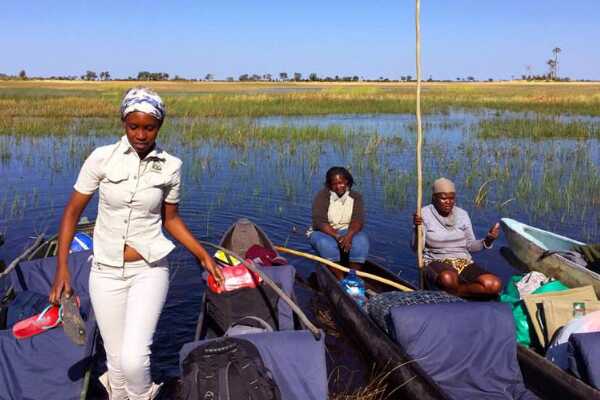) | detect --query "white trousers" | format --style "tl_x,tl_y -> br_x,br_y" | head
89,258 -> 169,400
